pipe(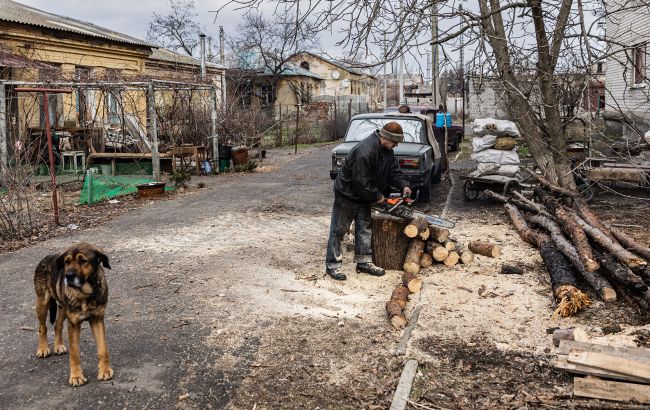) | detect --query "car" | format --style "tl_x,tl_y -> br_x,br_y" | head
330,112 -> 443,202
385,105 -> 465,152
